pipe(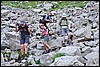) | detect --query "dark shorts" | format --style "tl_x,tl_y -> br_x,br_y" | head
42,35 -> 49,43
20,35 -> 30,44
